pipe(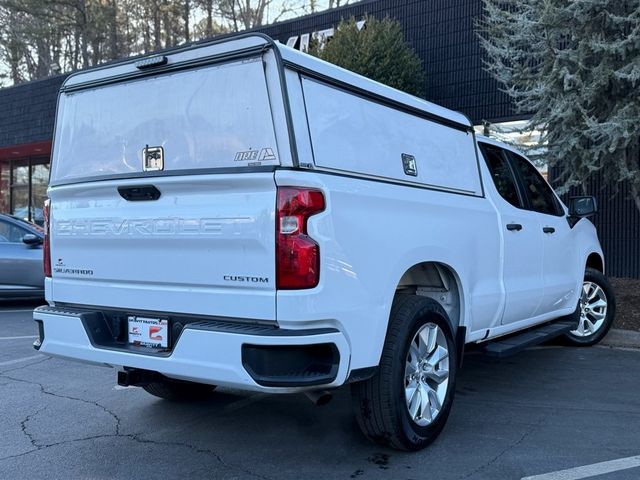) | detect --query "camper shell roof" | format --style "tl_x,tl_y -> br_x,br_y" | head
61,34 -> 473,133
